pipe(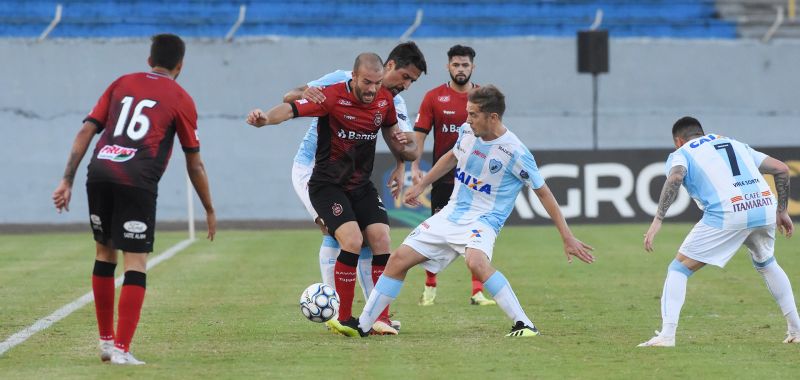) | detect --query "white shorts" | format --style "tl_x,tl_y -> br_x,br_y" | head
401,212 -> 498,274
291,162 -> 318,222
679,222 -> 775,268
